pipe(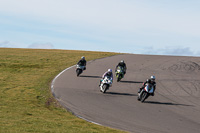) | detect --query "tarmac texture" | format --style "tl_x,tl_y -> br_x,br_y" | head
52,54 -> 200,133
